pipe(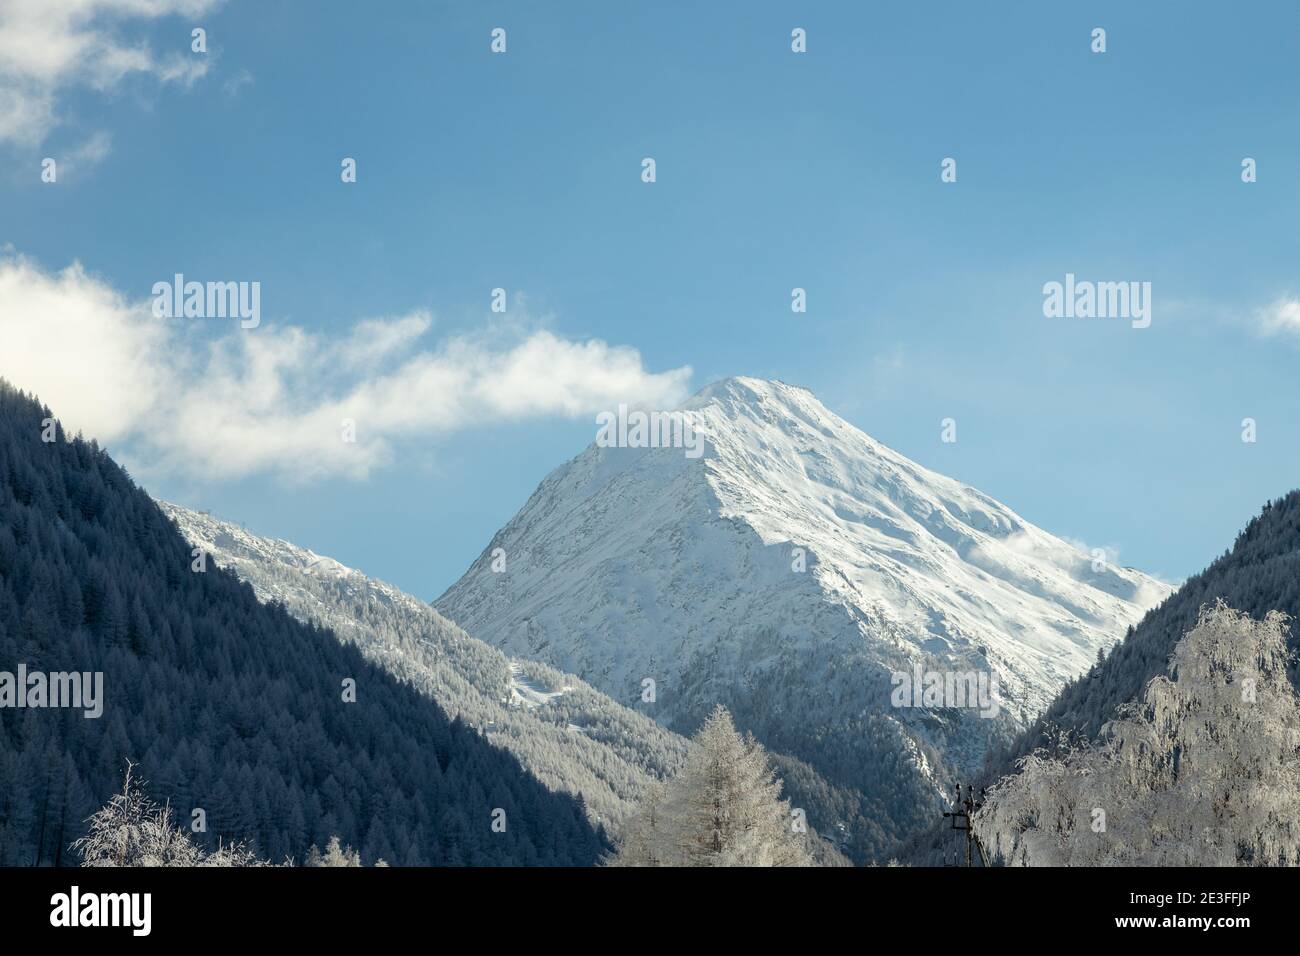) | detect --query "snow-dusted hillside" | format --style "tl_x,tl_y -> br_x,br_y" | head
158,502 -> 689,828
434,377 -> 1171,856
